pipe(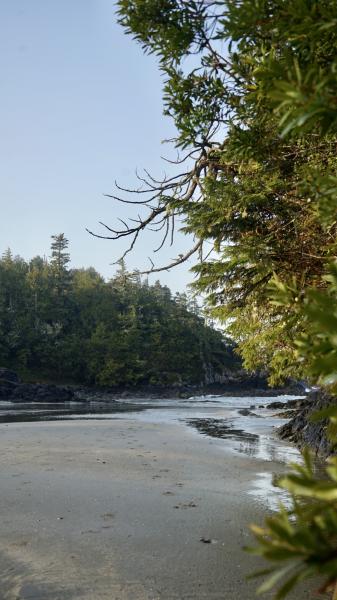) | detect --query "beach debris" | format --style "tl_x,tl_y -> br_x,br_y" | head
200,537 -> 218,544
